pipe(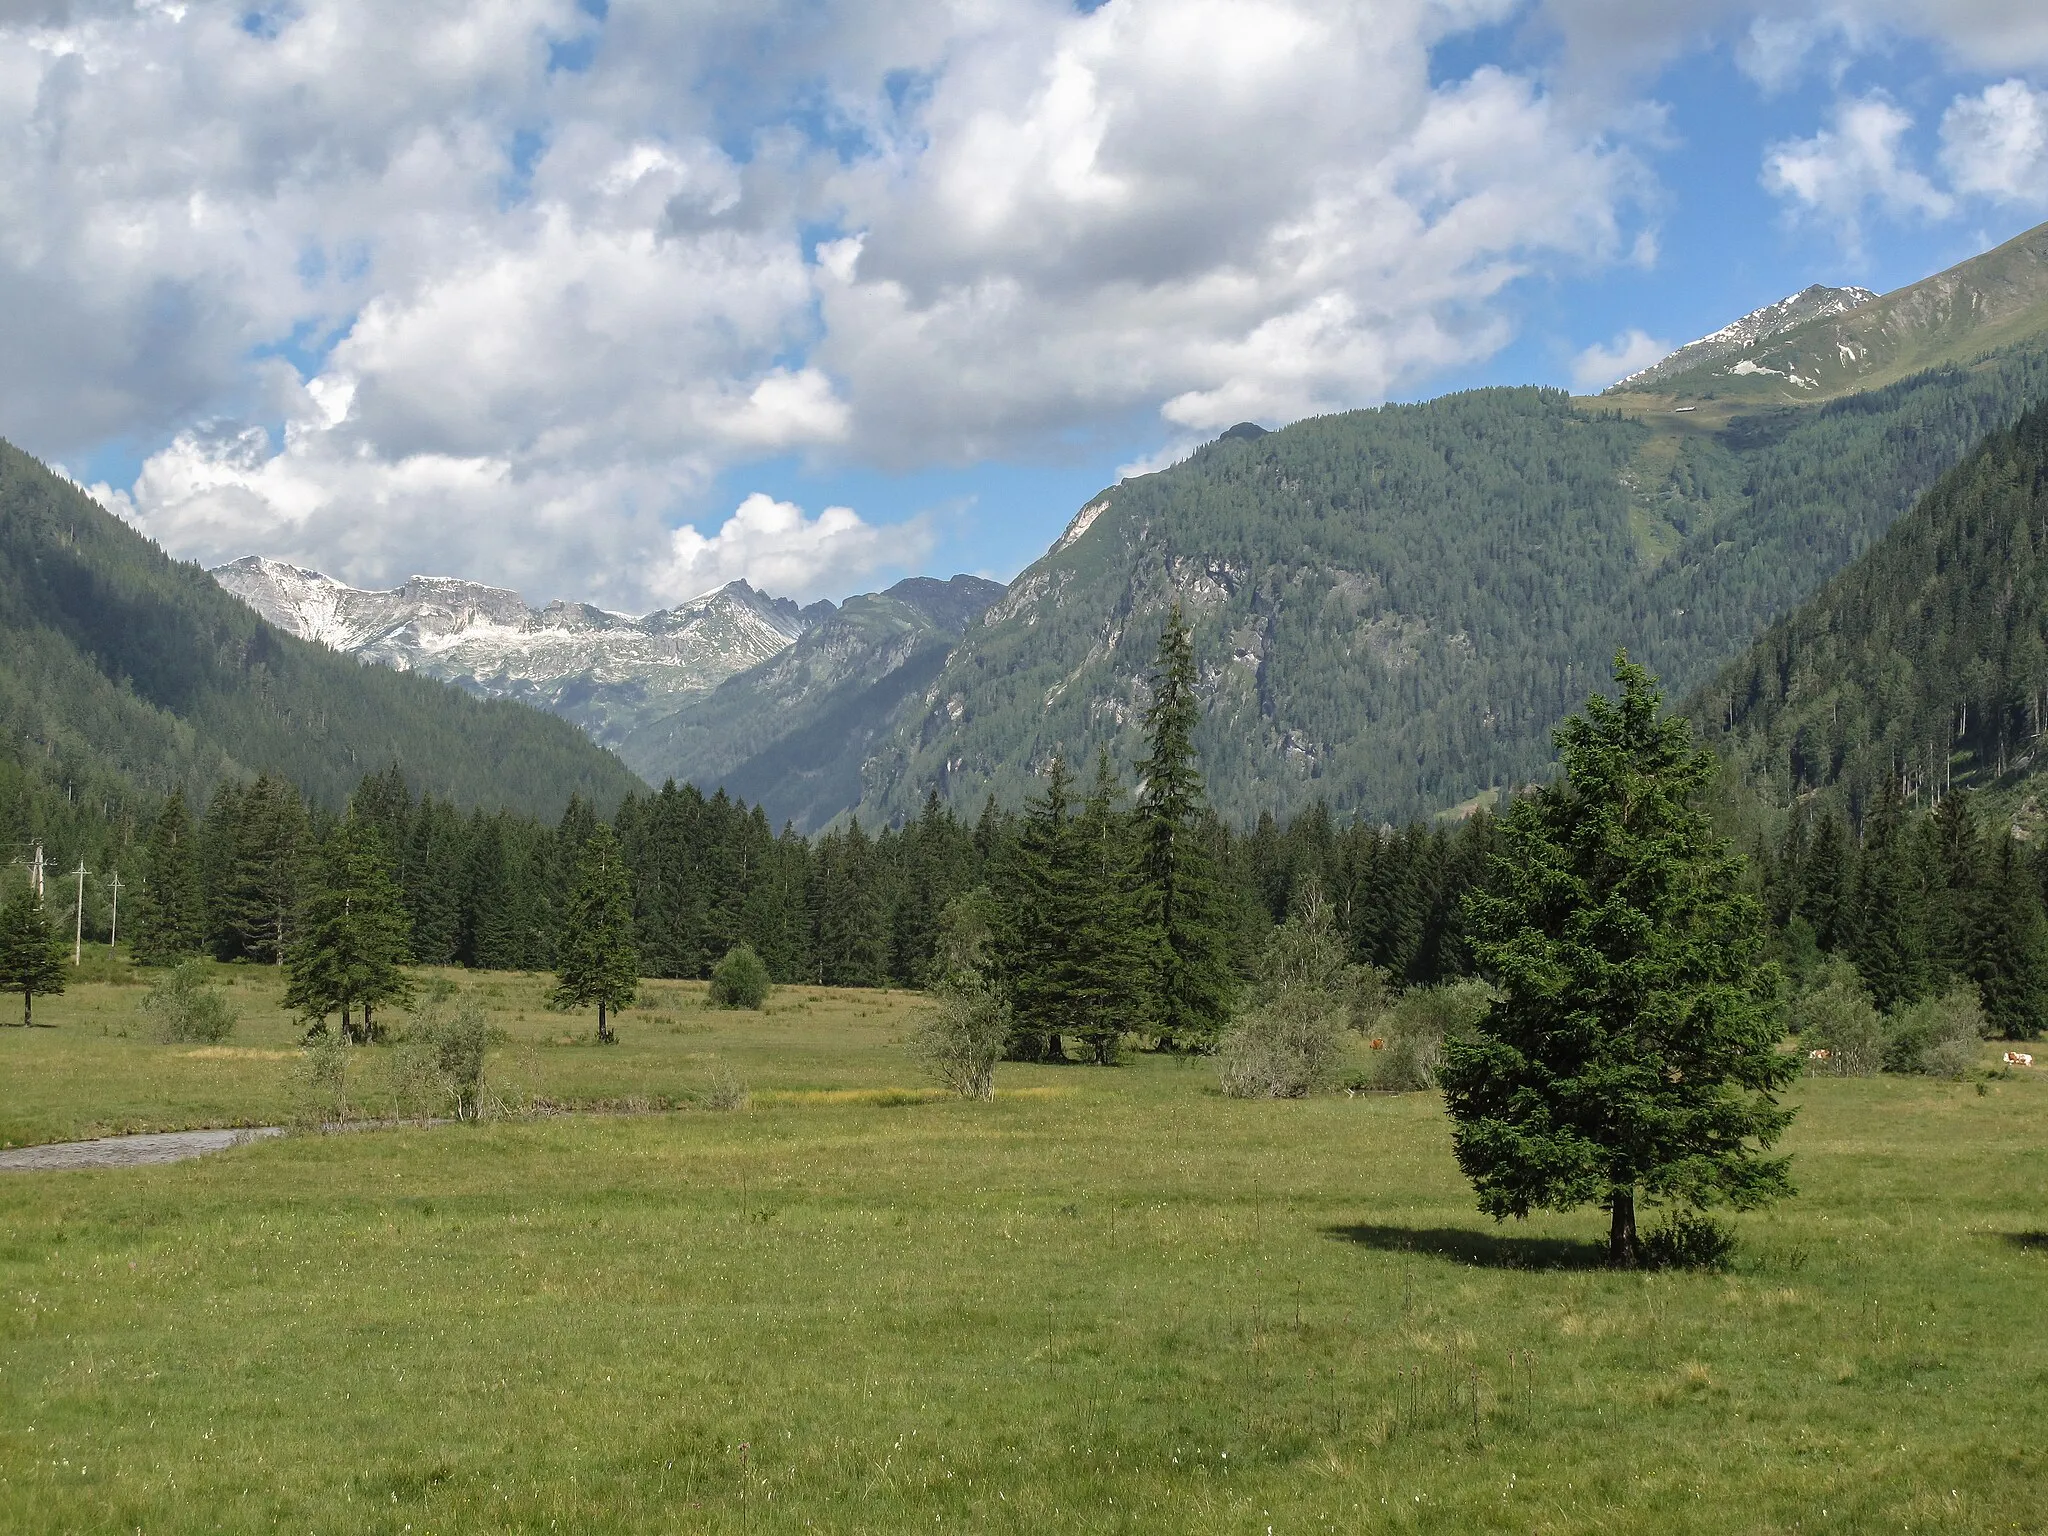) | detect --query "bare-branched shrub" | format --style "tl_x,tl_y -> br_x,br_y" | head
703,1064 -> 750,1111
908,974 -> 1011,1100
392,982 -> 500,1121
1795,959 -> 1884,1076
1885,986 -> 1986,1078
294,1030 -> 350,1127
140,960 -> 235,1043
1368,979 -> 1494,1091
1219,889 -> 1357,1099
